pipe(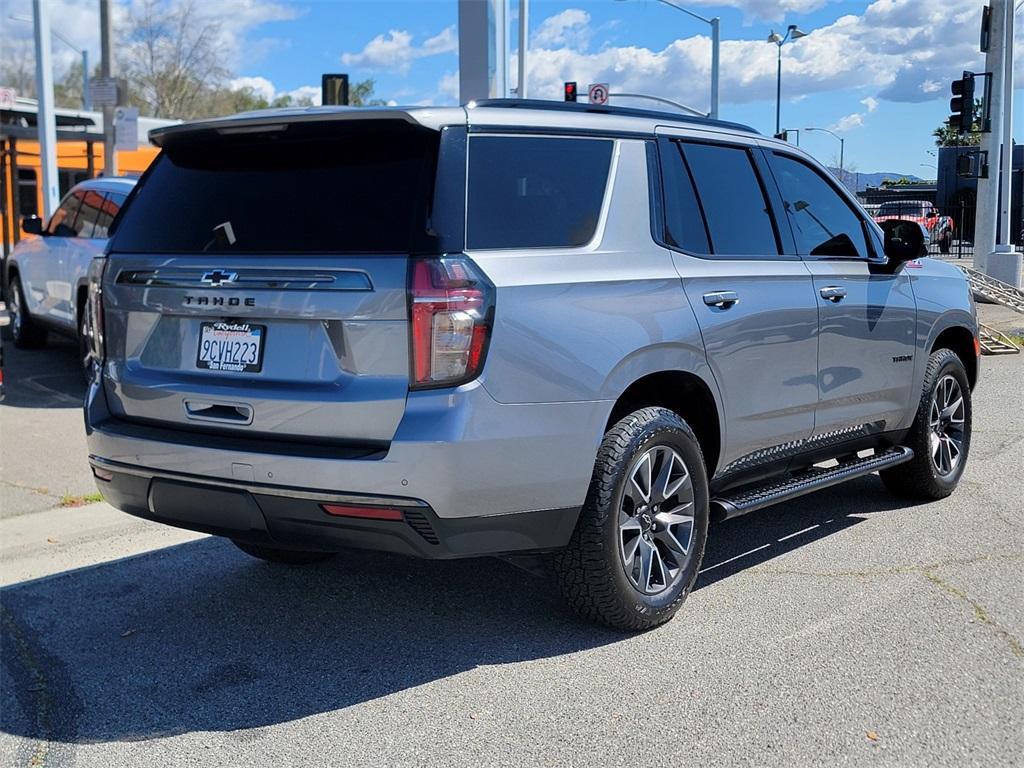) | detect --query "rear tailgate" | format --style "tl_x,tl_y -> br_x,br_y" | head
101,118 -> 443,445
